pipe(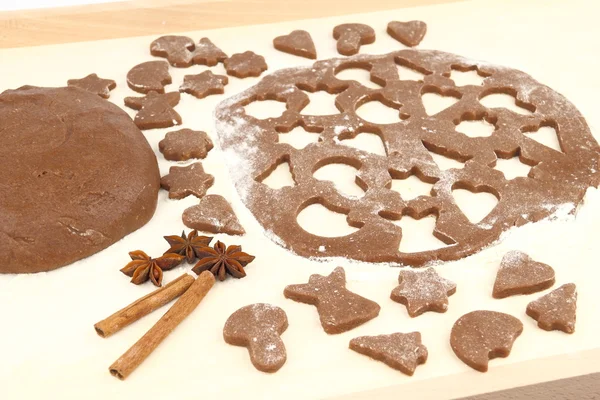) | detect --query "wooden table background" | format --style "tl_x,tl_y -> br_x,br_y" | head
0,0 -> 597,399
0,0 -> 460,48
